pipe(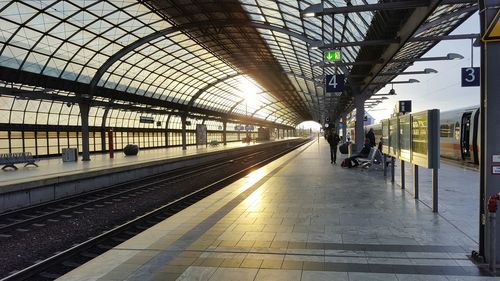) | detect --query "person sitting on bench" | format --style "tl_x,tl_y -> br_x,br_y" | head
348,139 -> 372,167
